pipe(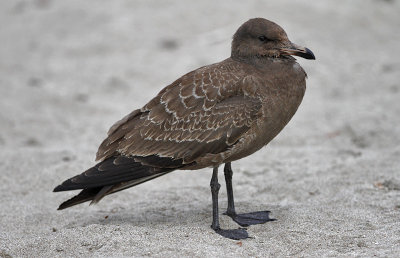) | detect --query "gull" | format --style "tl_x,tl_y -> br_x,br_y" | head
54,18 -> 315,240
